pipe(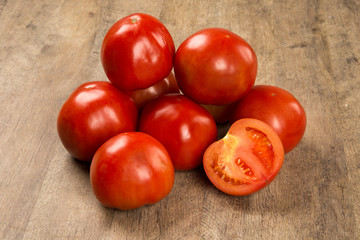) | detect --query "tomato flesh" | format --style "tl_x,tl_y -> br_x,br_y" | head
203,119 -> 284,196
